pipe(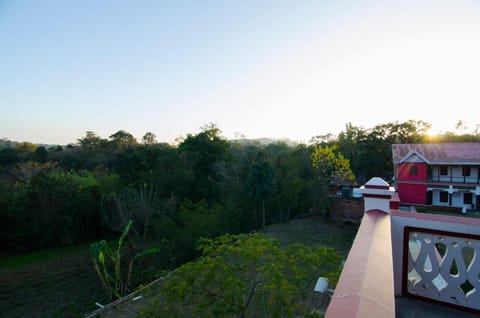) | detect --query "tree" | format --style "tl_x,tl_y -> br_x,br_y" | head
0,176 -> 29,252
177,124 -> 228,202
142,132 -> 157,145
455,120 -> 467,134
245,157 -> 277,228
109,130 -> 137,146
140,233 -> 341,318
274,145 -> 312,221
311,145 -> 355,211
34,146 -> 48,163
78,131 -> 106,150
16,141 -> 37,153
371,120 -> 430,144
175,199 -> 230,262
0,147 -> 21,166
337,123 -> 367,177
101,184 -> 175,250
27,169 -> 101,247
